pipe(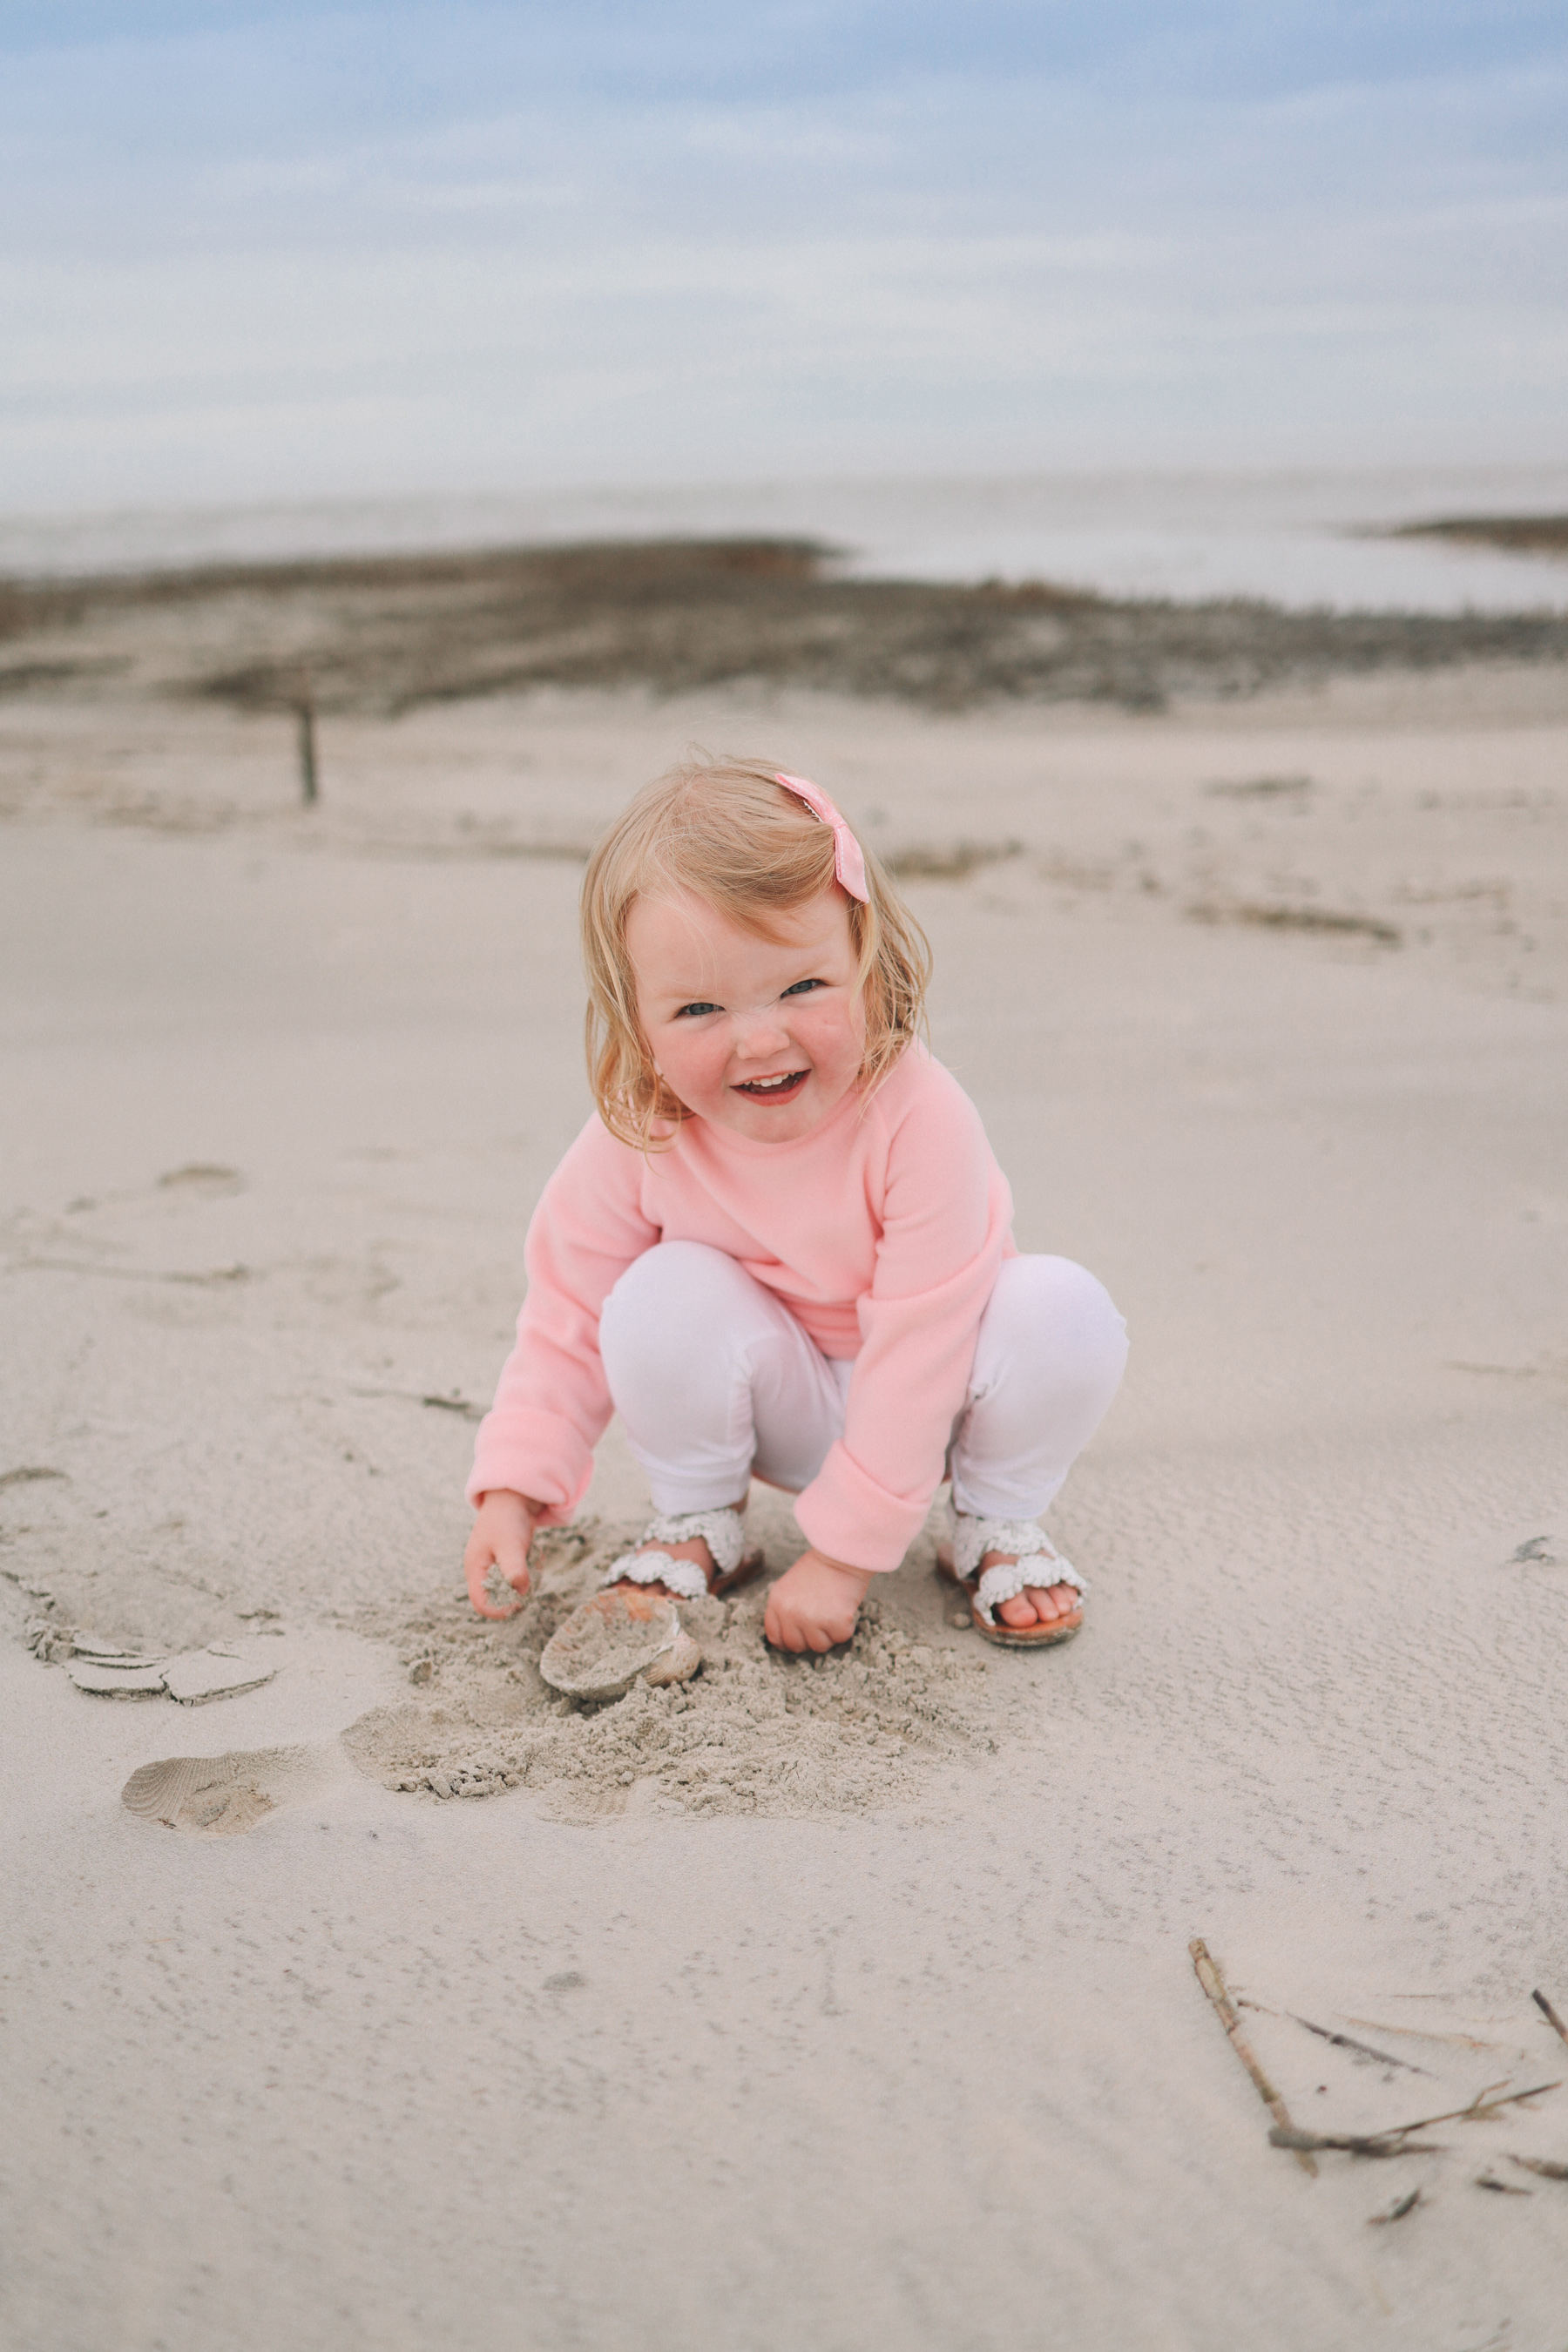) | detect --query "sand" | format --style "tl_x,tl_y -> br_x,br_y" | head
3,632 -> 1567,2349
